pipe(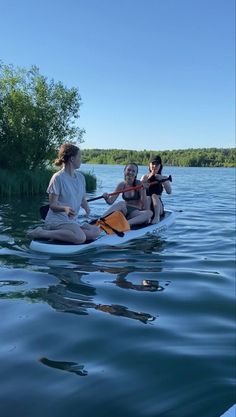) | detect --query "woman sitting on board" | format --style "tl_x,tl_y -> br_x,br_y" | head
141,155 -> 172,224
102,163 -> 152,227
27,143 -> 100,244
